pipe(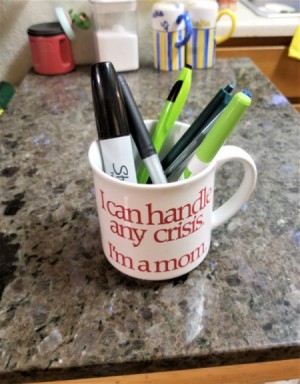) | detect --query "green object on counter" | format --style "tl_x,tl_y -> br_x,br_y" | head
0,82 -> 15,116
69,9 -> 92,30
137,64 -> 192,183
